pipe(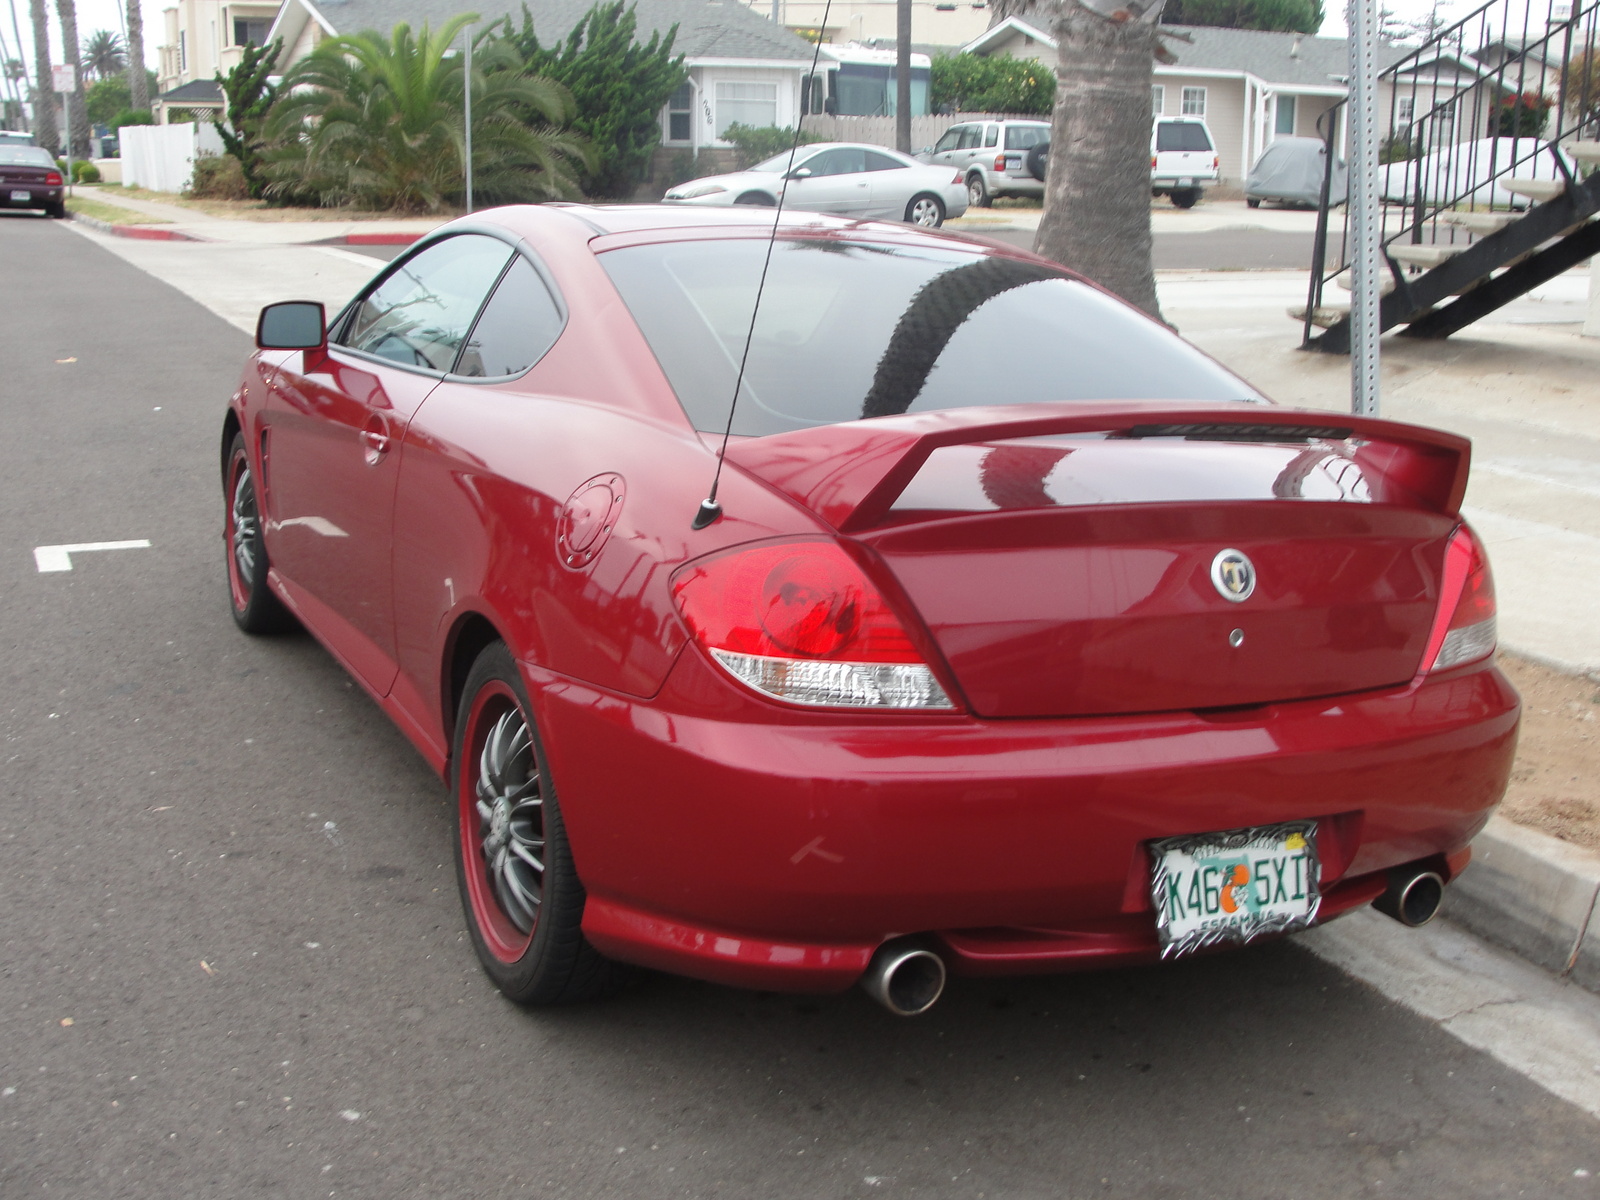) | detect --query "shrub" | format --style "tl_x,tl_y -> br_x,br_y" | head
73,160 -> 101,182
188,153 -> 250,199
112,108 -> 154,128
720,123 -> 826,170
930,54 -> 1055,116
1379,132 -> 1419,164
1496,91 -> 1552,138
